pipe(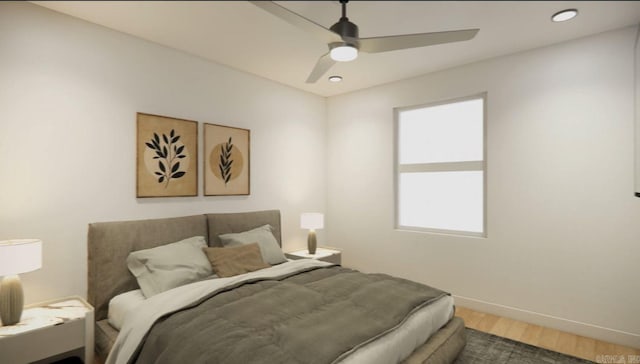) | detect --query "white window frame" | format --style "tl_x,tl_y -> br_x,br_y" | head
394,93 -> 487,237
